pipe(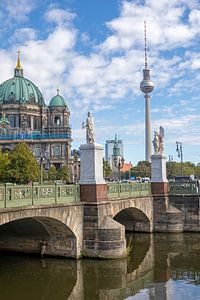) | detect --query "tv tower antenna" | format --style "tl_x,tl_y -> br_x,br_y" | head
140,21 -> 154,162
